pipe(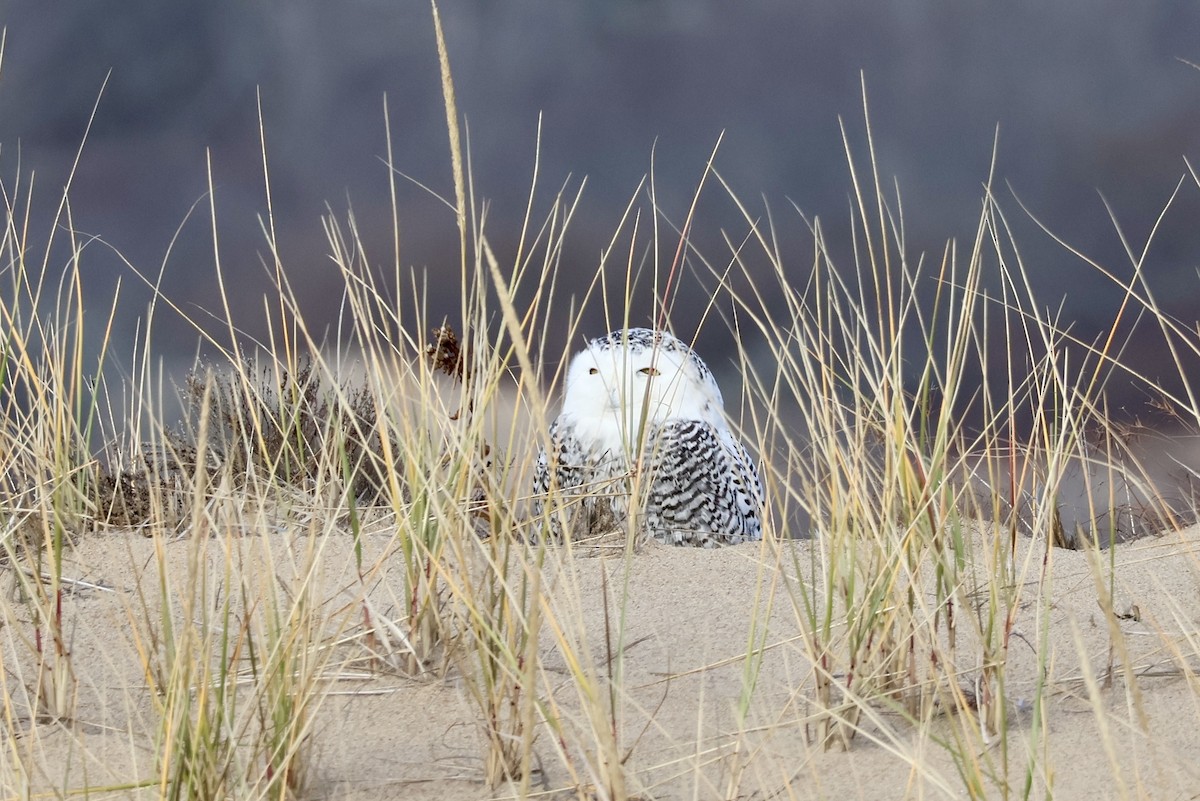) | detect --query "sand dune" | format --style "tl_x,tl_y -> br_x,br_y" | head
7,519 -> 1198,800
